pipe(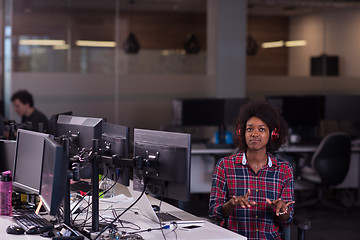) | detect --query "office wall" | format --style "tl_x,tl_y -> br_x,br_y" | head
247,16 -> 289,75
246,8 -> 360,99
10,73 -> 216,129
289,8 -> 360,77
247,76 -> 360,99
